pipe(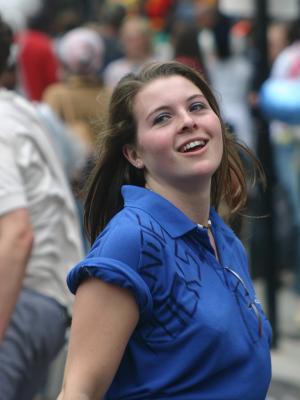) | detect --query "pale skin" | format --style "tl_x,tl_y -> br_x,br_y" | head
58,75 -> 223,399
120,18 -> 152,63
125,76 -> 223,259
57,279 -> 139,400
0,208 -> 34,341
124,76 -> 223,226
